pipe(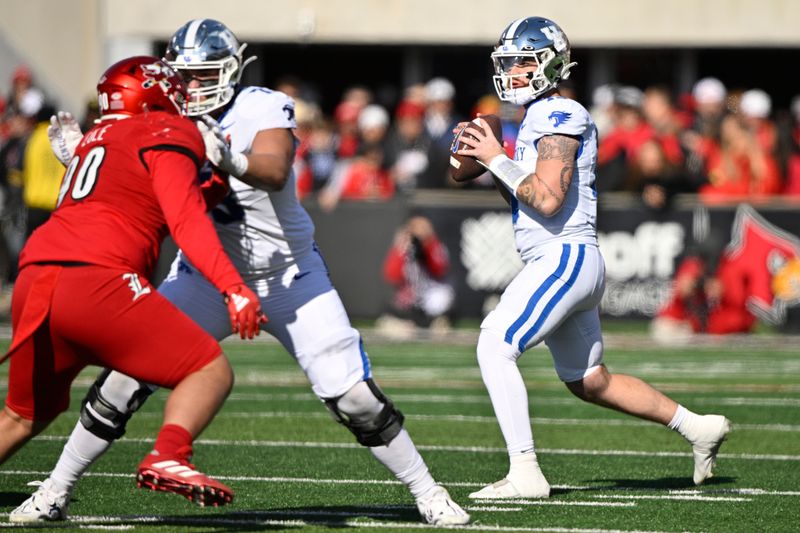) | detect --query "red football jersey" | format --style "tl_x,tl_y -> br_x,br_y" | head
19,111 -> 241,290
